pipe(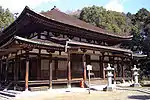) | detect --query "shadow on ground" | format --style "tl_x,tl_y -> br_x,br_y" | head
118,87 -> 150,94
118,87 -> 150,100
128,95 -> 150,100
